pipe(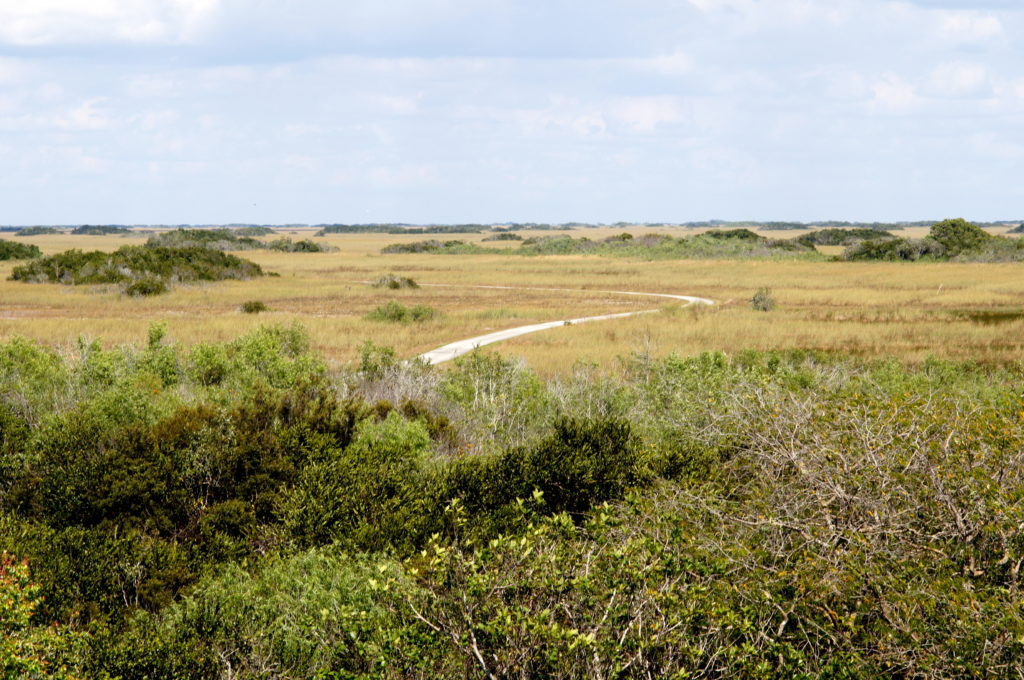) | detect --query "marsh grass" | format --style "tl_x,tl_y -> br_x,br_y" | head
3,228 -> 1024,372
